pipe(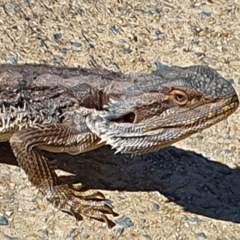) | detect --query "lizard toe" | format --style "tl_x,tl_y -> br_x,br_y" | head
46,184 -> 117,228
